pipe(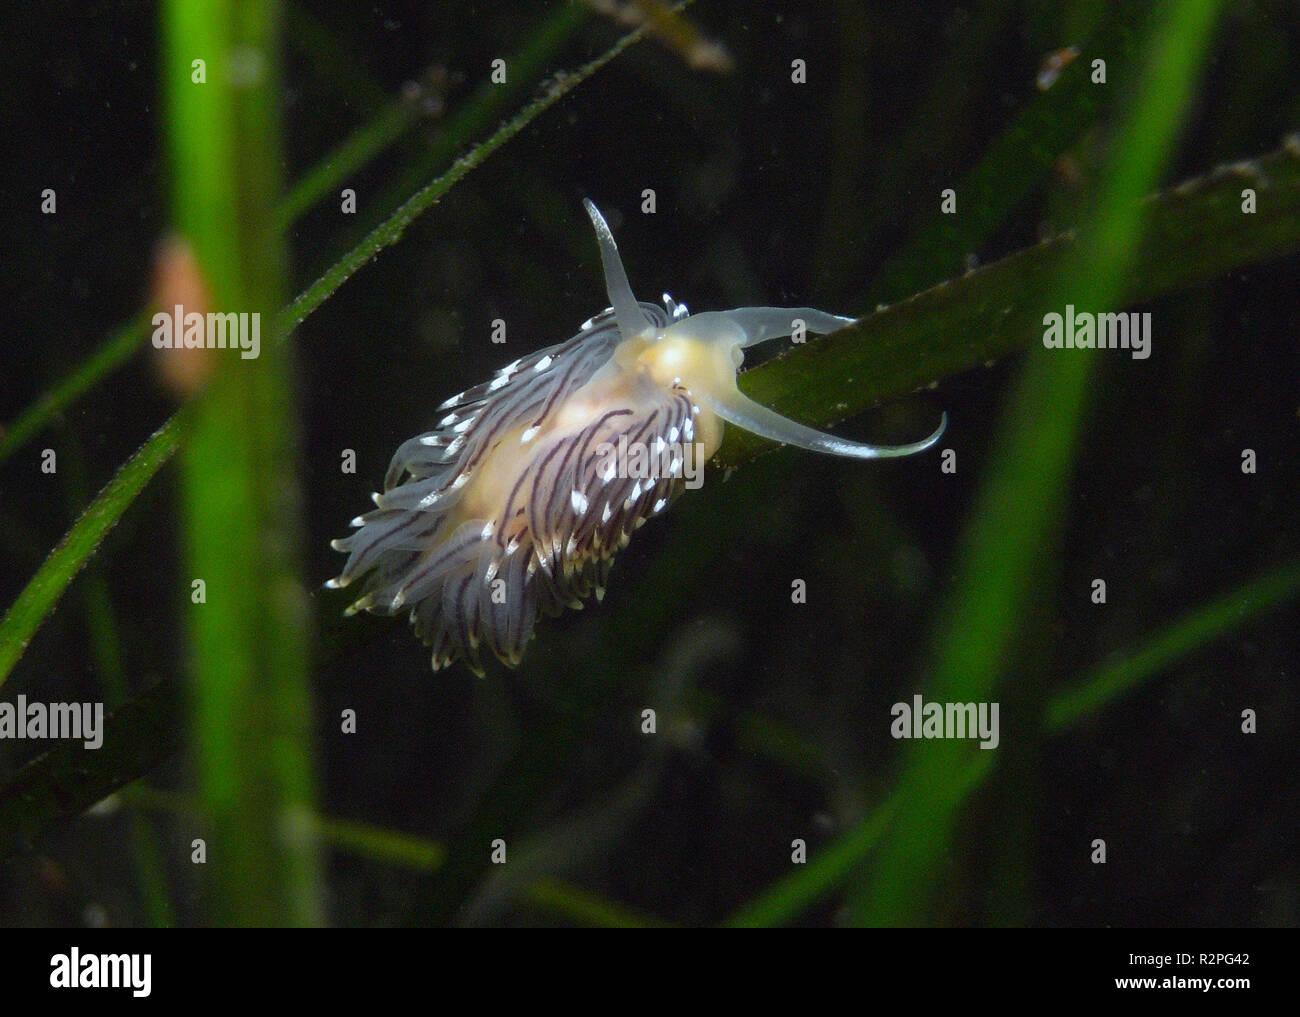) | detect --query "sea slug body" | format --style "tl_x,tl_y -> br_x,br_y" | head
329,201 -> 945,674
